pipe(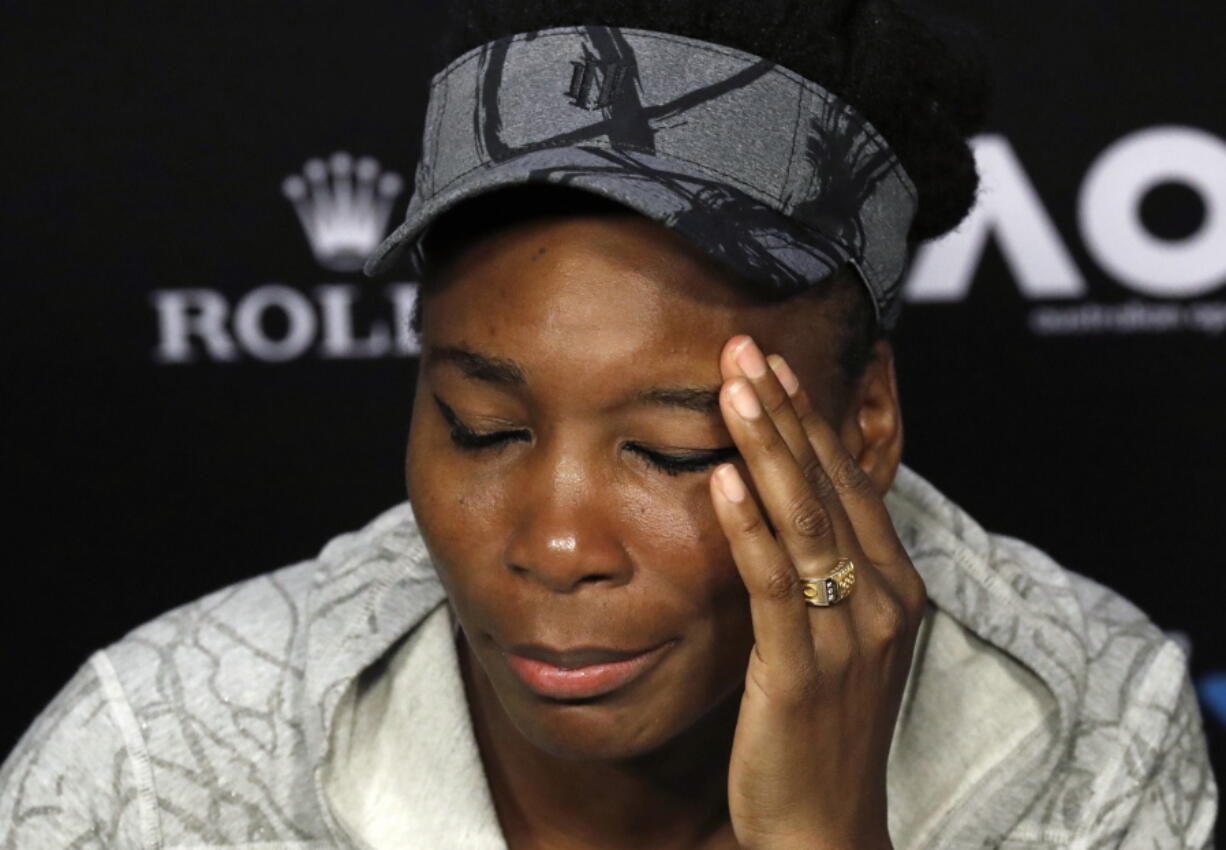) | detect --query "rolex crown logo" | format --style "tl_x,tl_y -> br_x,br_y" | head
282,152 -> 405,273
